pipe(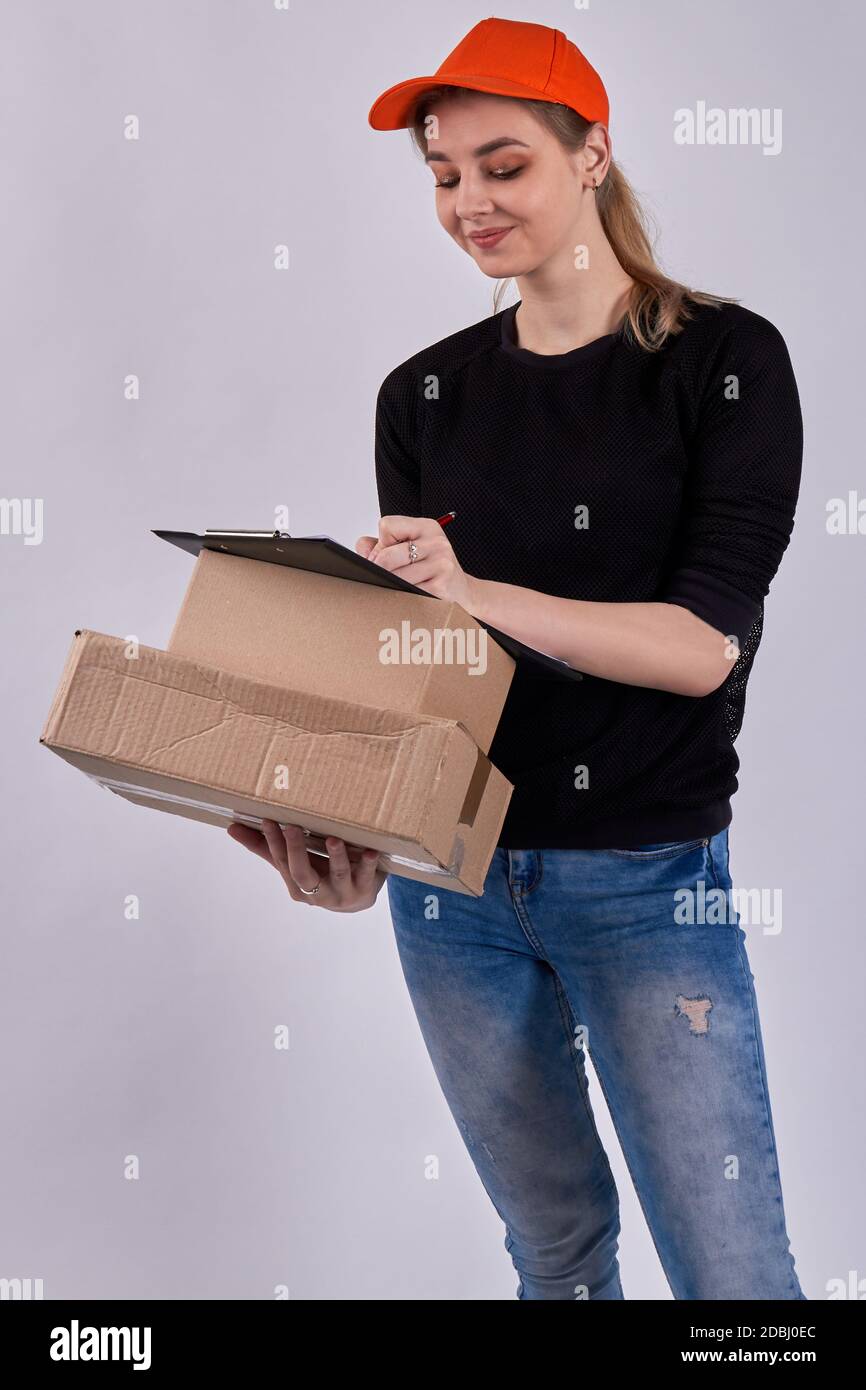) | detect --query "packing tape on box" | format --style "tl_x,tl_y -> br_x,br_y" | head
84,772 -> 455,878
